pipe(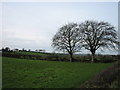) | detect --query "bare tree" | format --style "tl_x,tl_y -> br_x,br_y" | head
79,20 -> 119,62
52,23 -> 82,62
